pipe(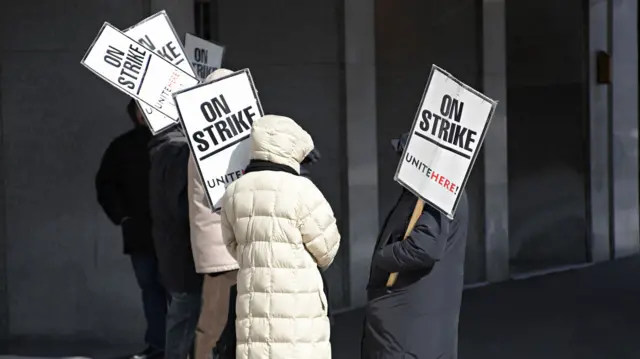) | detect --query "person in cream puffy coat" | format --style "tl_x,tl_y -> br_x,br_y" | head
190,68 -> 241,359
220,115 -> 341,359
